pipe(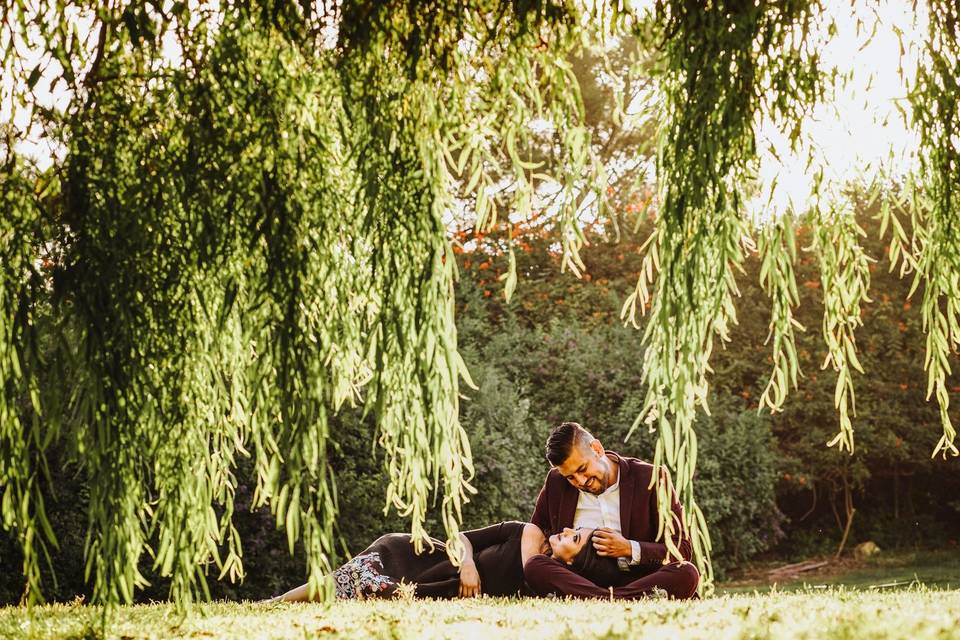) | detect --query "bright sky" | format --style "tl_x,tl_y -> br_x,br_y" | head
750,1 -> 925,220
3,0 -> 928,218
